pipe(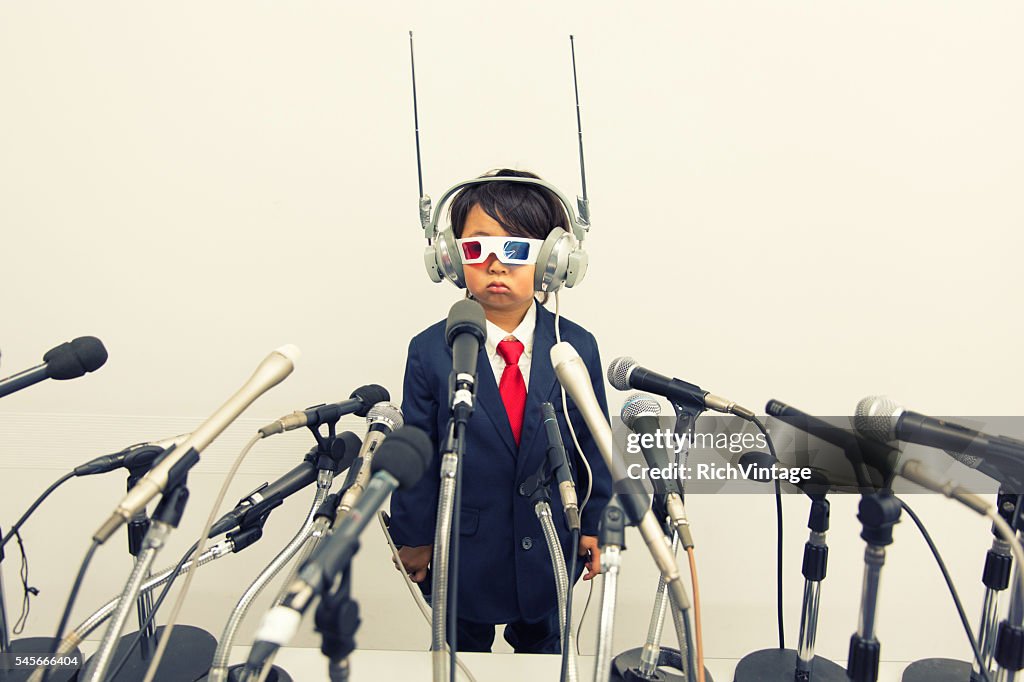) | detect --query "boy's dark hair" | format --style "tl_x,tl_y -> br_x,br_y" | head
449,169 -> 570,240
